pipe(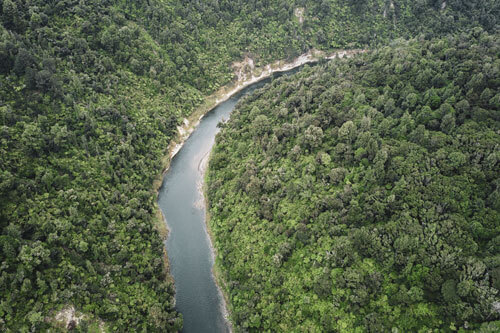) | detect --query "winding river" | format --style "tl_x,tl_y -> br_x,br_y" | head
157,67 -> 303,332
